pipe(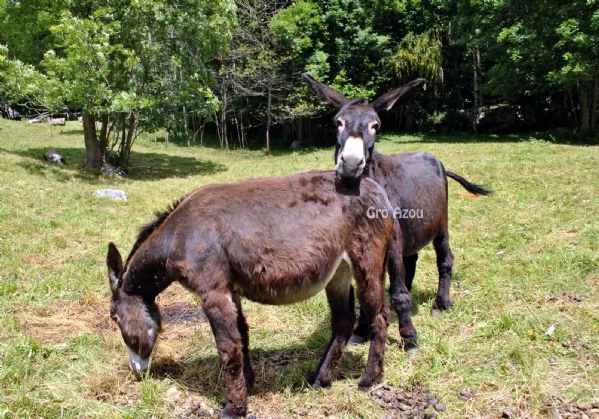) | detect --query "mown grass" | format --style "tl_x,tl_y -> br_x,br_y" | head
0,119 -> 597,418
